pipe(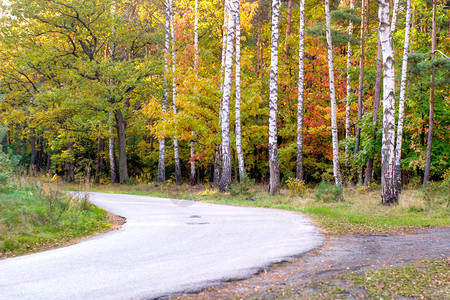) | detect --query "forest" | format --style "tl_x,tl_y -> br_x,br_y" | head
0,0 -> 449,204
